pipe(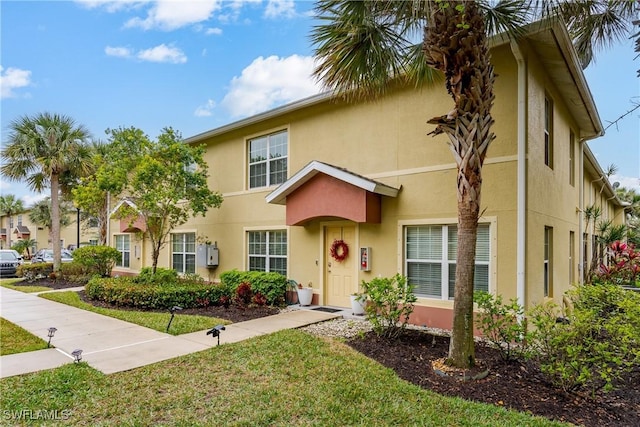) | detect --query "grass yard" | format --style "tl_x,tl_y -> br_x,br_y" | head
39,291 -> 228,335
0,318 -> 49,356
0,329 -> 566,426
0,278 -> 52,293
